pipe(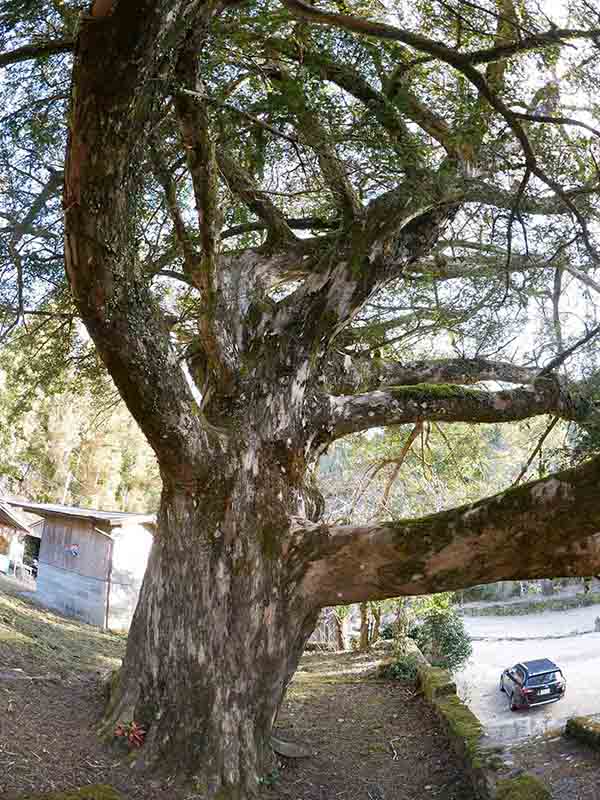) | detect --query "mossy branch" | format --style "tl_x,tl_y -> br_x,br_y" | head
300,452 -> 600,604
